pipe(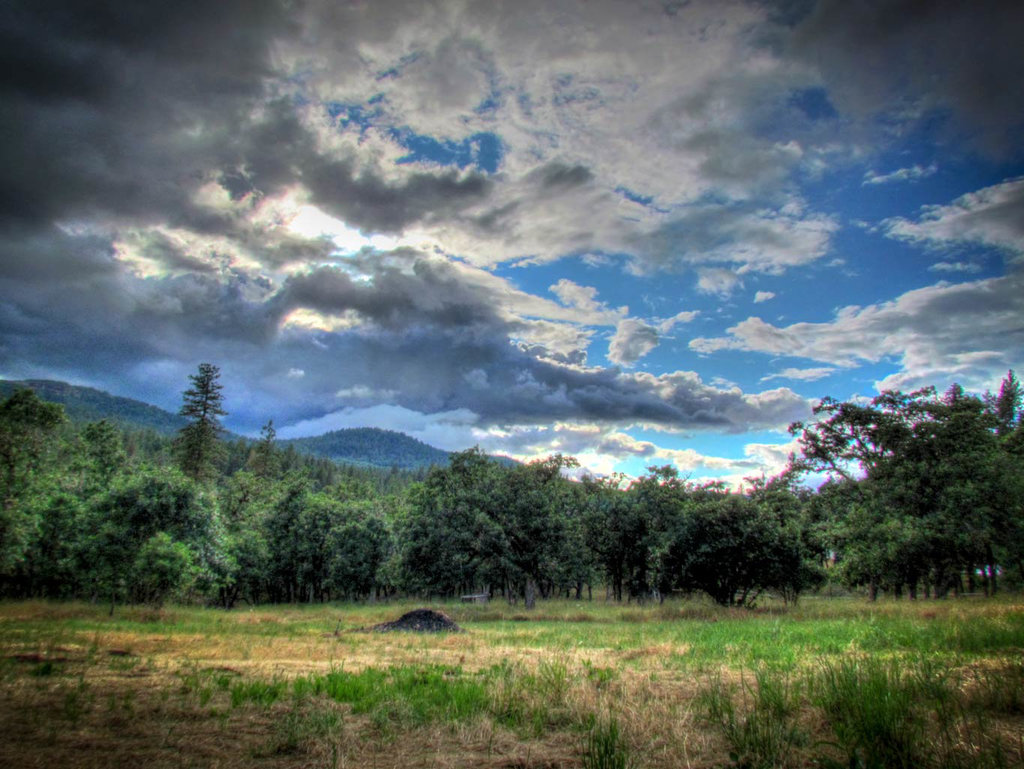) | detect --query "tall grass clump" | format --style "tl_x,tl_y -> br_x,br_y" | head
297,665 -> 489,730
814,657 -> 923,769
581,716 -> 634,769
230,678 -> 287,708
483,658 -> 579,734
698,666 -> 805,769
